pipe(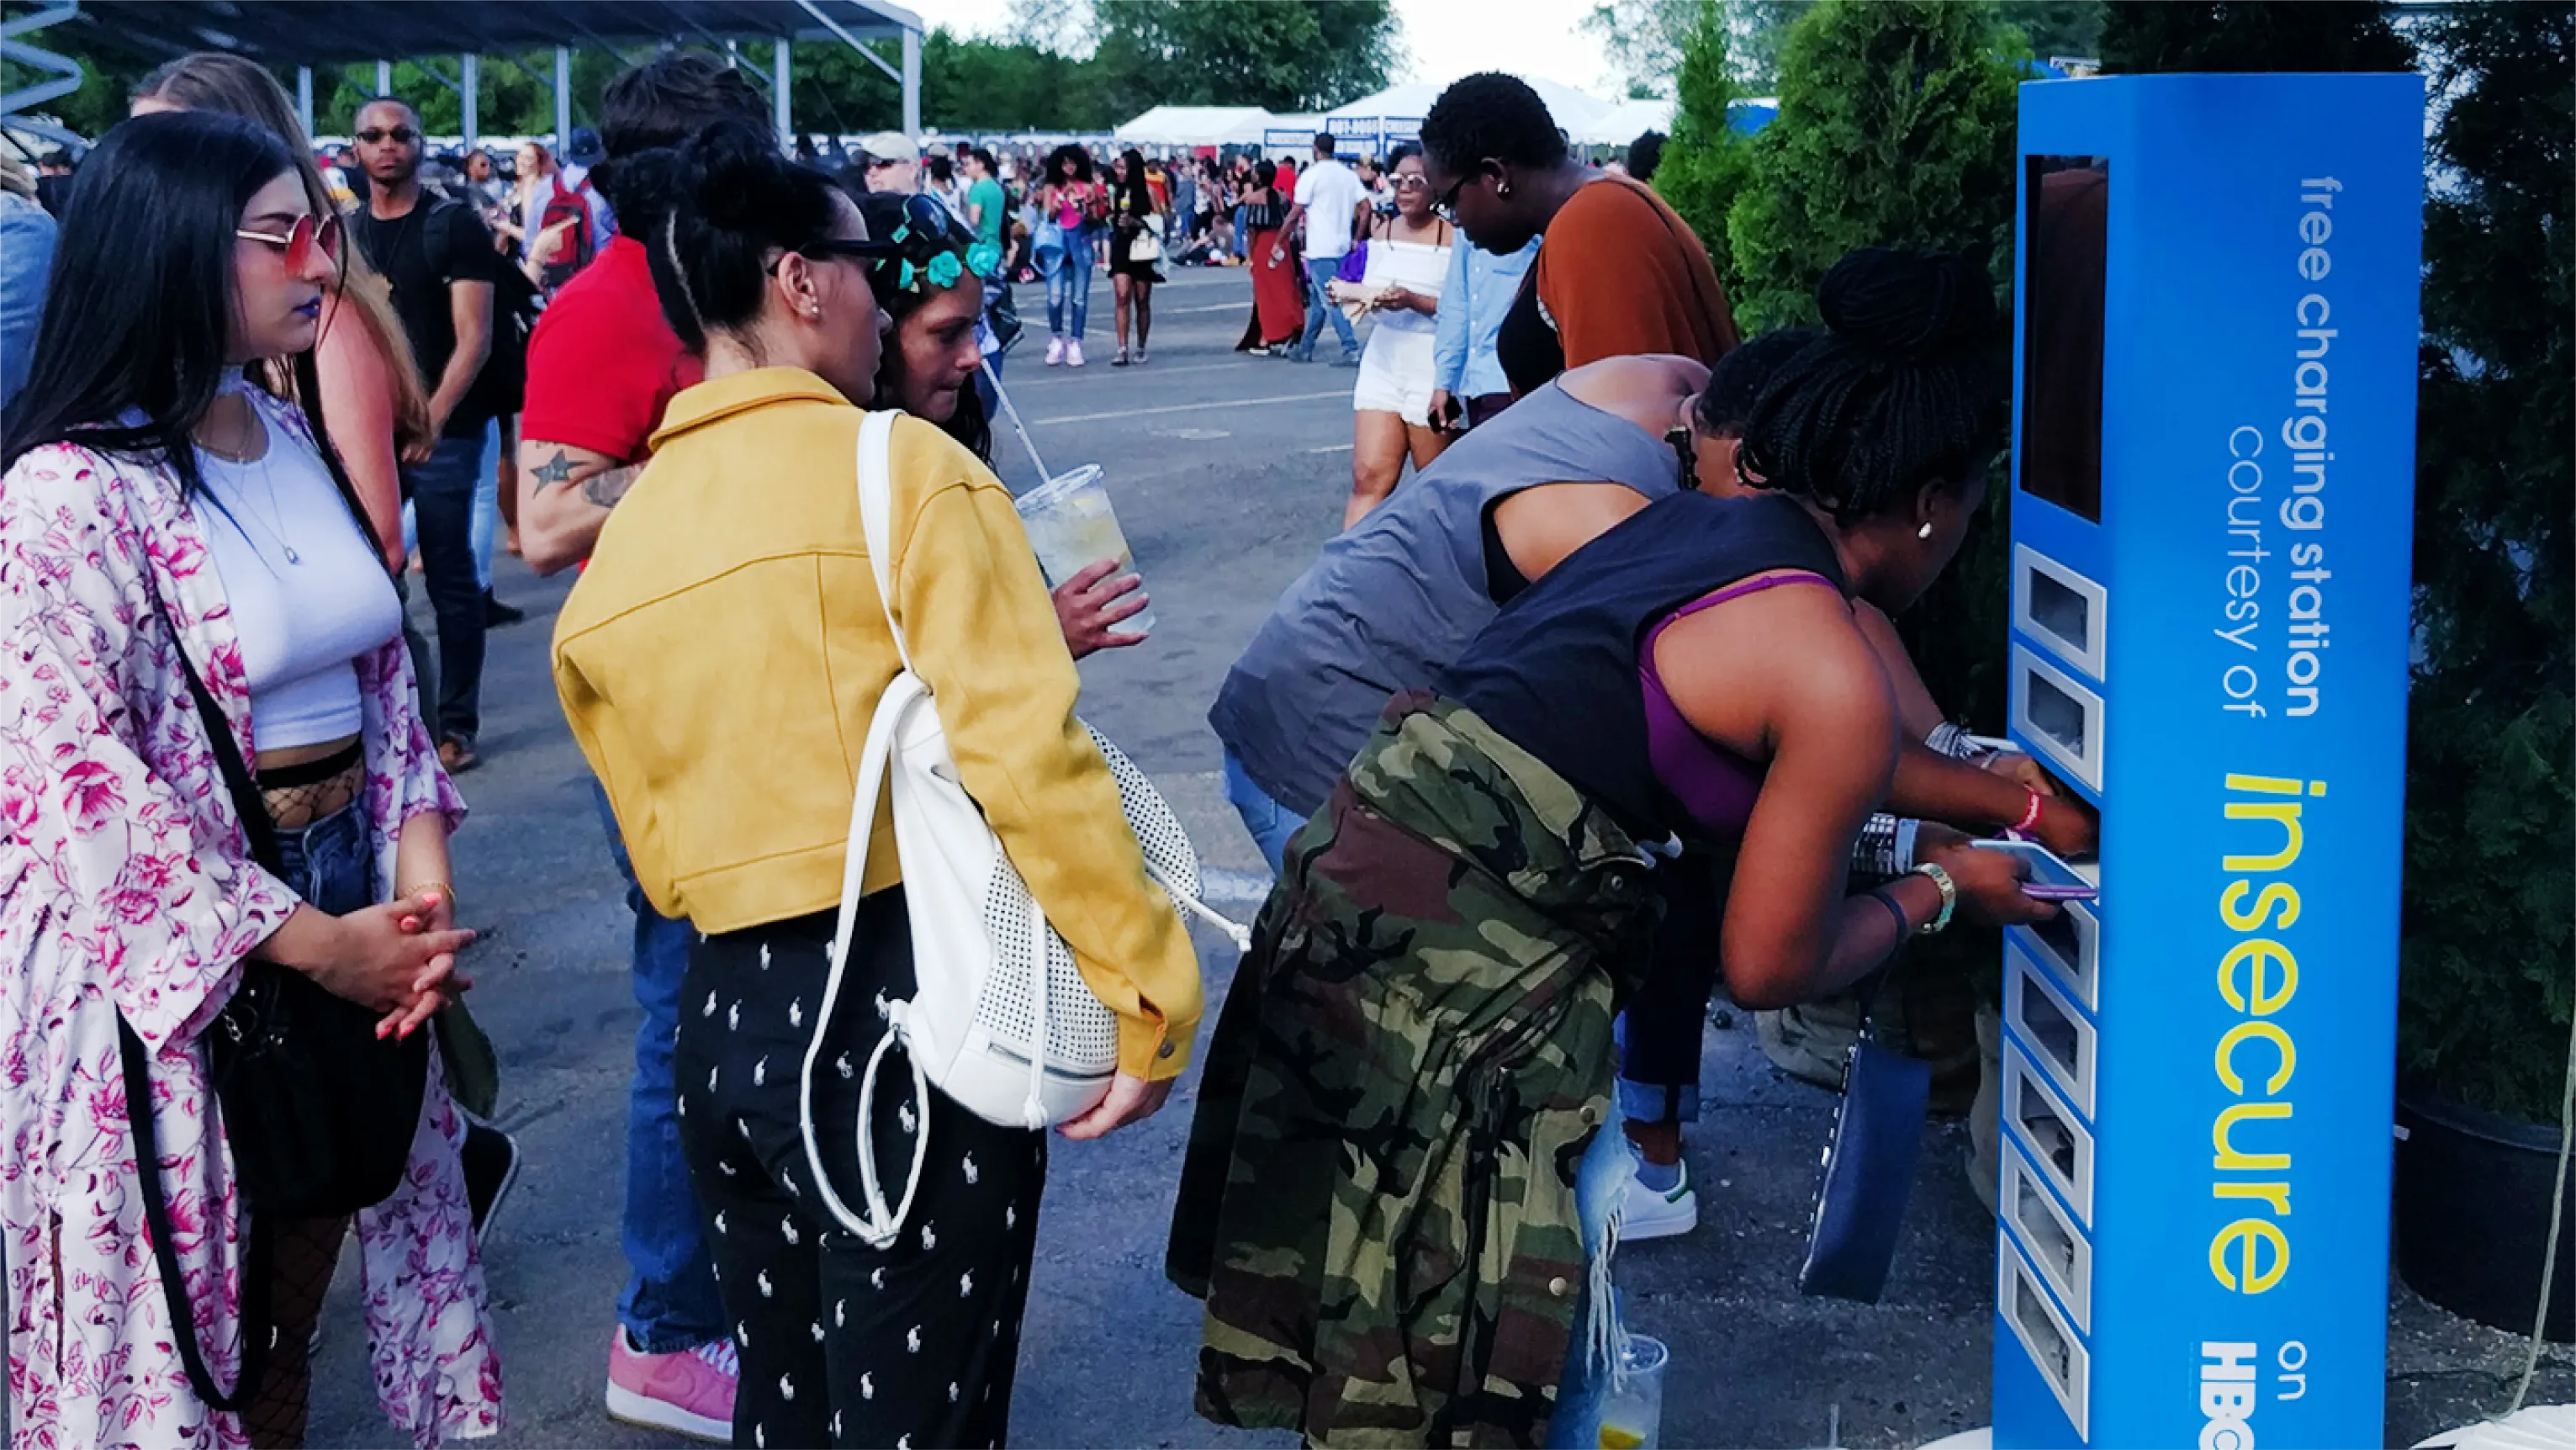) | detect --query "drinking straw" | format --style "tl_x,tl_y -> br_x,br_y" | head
980,359 -> 1055,485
